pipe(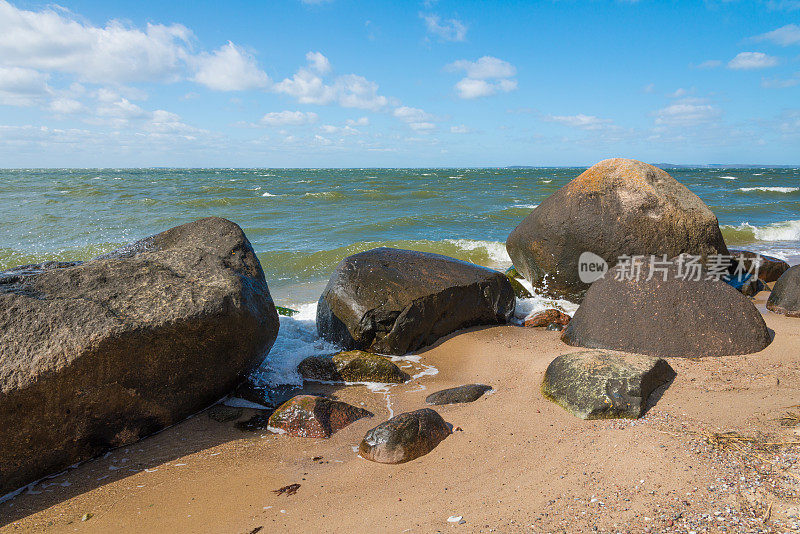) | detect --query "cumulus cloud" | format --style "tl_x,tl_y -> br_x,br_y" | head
544,114 -> 613,130
693,59 -> 722,69
753,24 -> 800,46
192,42 -> 270,91
421,13 -> 467,42
274,53 -> 390,110
449,124 -> 471,134
0,0 -> 192,84
654,98 -> 721,126
260,110 -> 318,126
446,56 -> 517,99
392,106 -> 438,131
346,117 -> 369,126
727,52 -> 779,70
